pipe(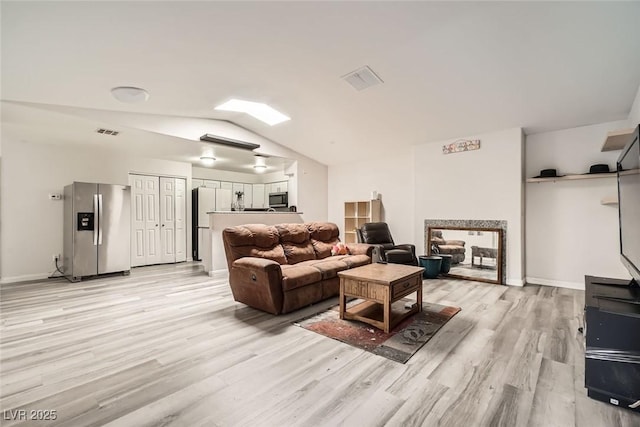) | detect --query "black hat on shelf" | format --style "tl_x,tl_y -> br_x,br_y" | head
585,163 -> 614,174
533,168 -> 564,178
